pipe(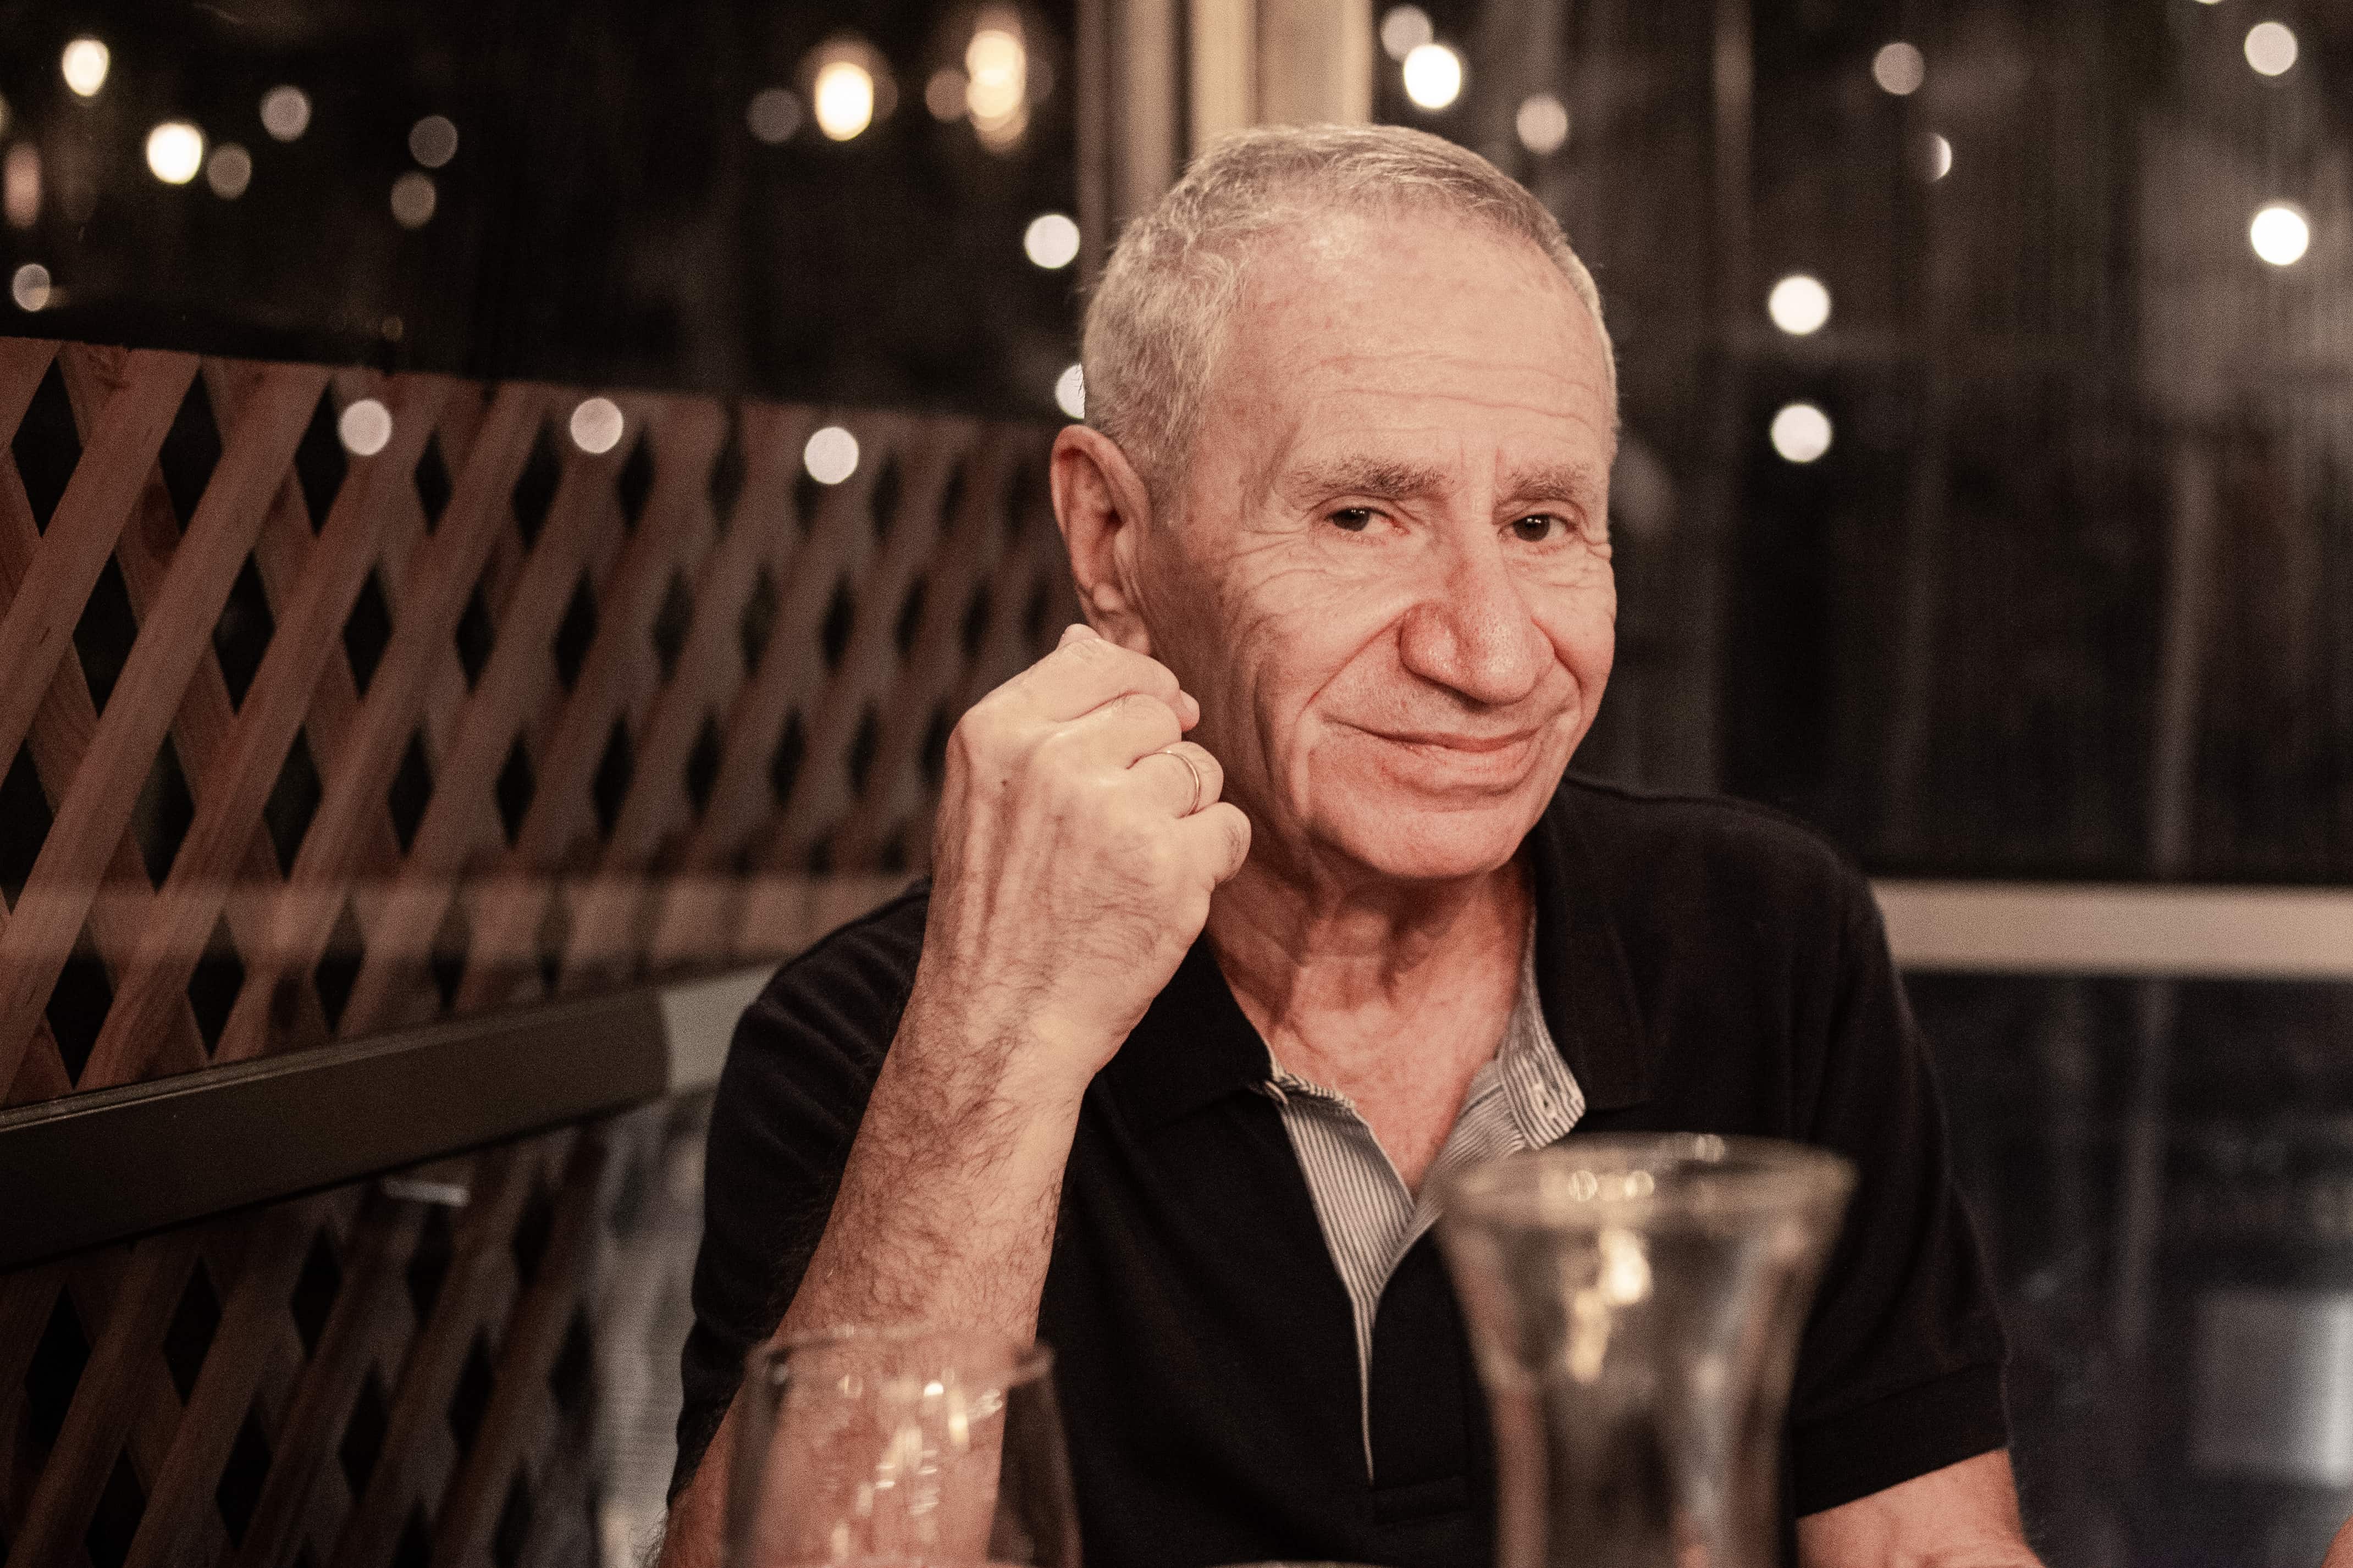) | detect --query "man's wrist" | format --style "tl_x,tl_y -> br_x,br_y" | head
894,980 -> 1102,1123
